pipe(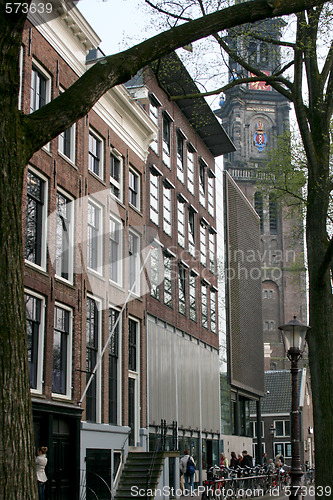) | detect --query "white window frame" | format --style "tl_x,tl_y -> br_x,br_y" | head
30,59 -> 51,114
87,198 -> 103,276
189,271 -> 197,322
176,131 -> 185,183
177,197 -> 186,248
149,94 -> 160,154
187,144 -> 195,195
201,282 -> 208,329
110,149 -> 123,202
129,167 -> 141,211
178,263 -> 187,316
209,229 -> 216,274
163,253 -> 173,308
149,167 -> 160,225
128,316 -> 140,447
108,304 -> 122,426
188,208 -> 196,257
18,45 -> 24,110
58,89 -> 76,164
200,222 -> 207,267
25,166 -> 48,272
274,419 -> 291,437
251,420 -> 264,438
55,188 -> 74,284
199,158 -> 207,207
274,442 -> 292,458
128,230 -> 140,296
163,179 -> 173,237
52,302 -> 73,400
109,215 -> 123,287
162,111 -> 172,168
25,289 -> 46,395
208,170 -> 215,217
88,129 -> 104,180
210,288 -> 217,333
86,294 -> 102,423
